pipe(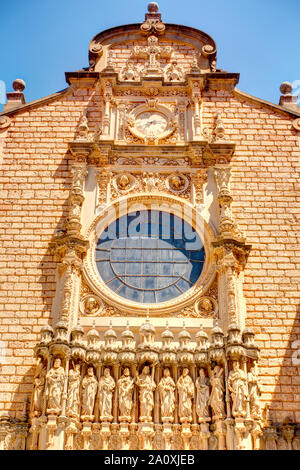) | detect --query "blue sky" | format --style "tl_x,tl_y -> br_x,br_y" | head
0,0 -> 299,109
